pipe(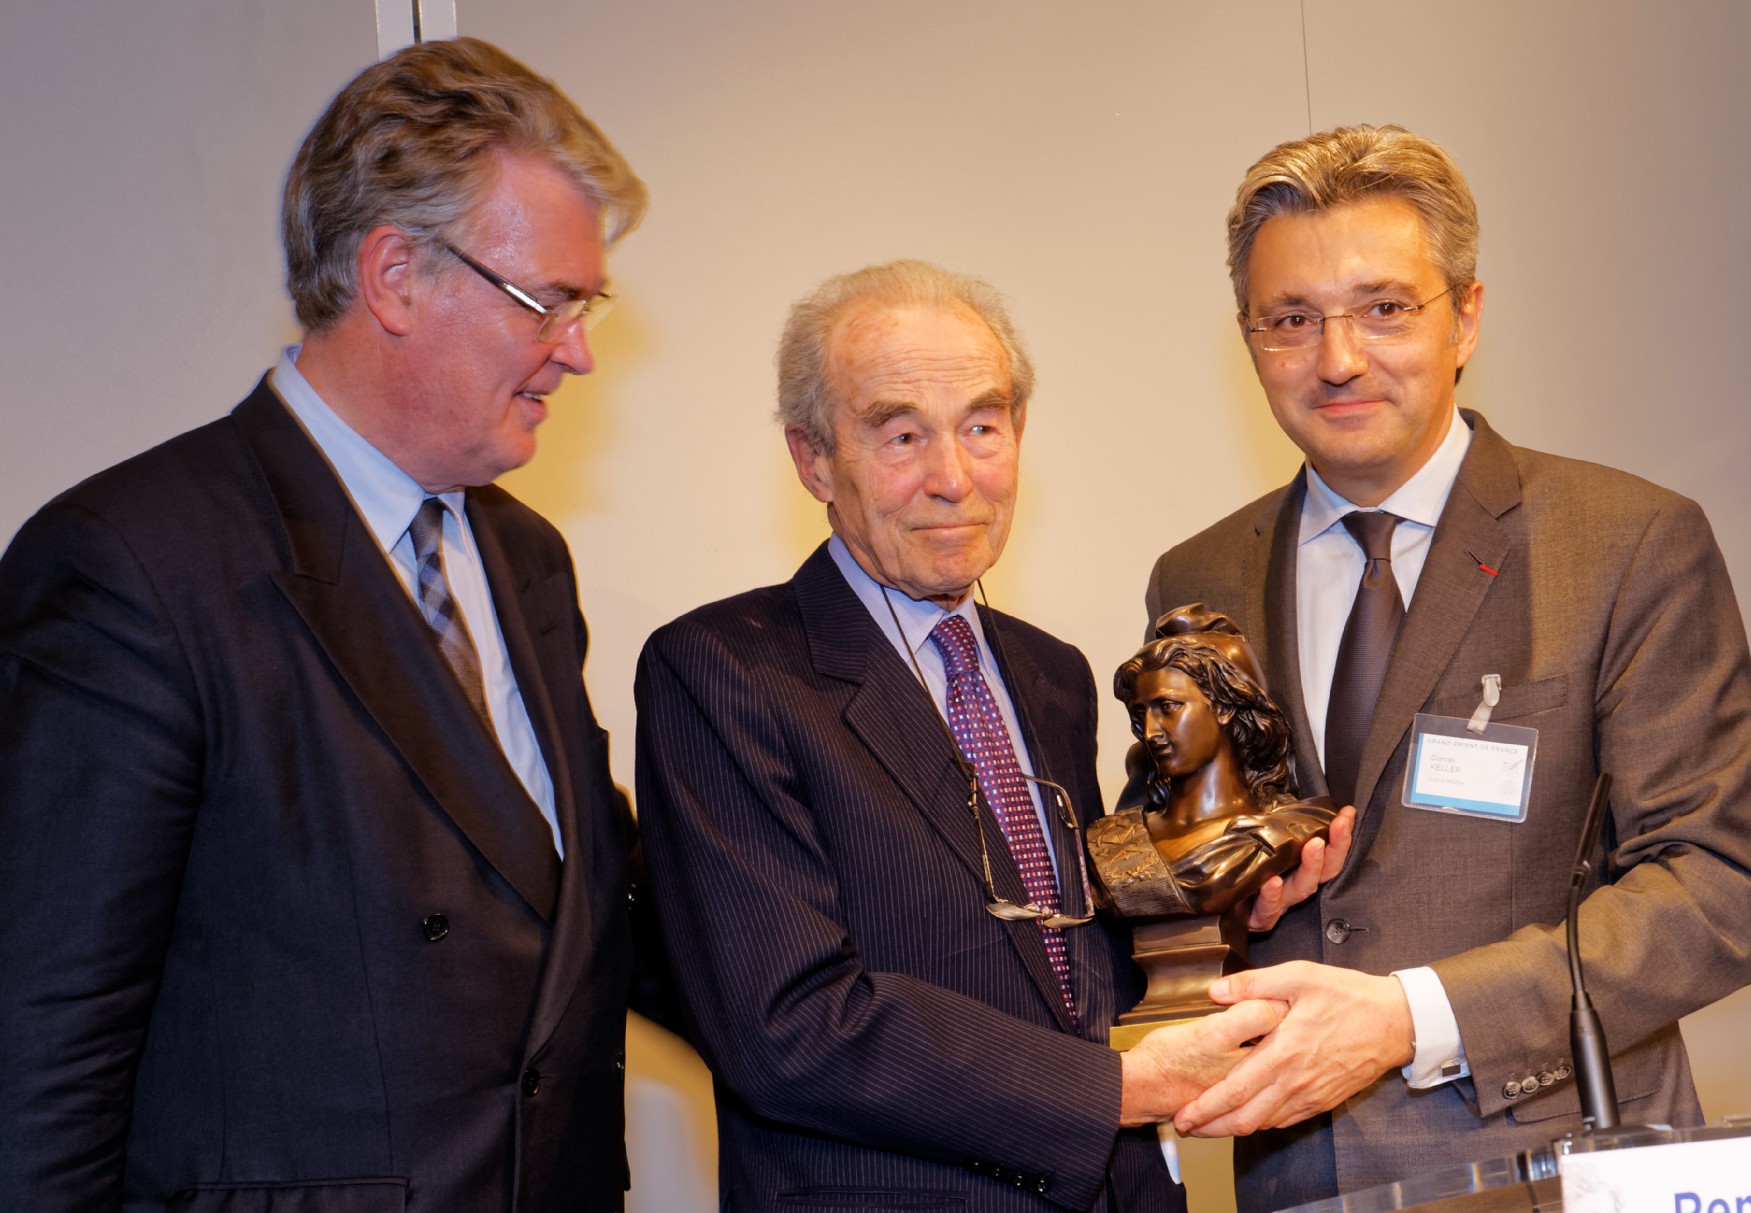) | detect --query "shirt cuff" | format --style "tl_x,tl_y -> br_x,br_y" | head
1157,1123 -> 1181,1185
1394,966 -> 1468,1088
